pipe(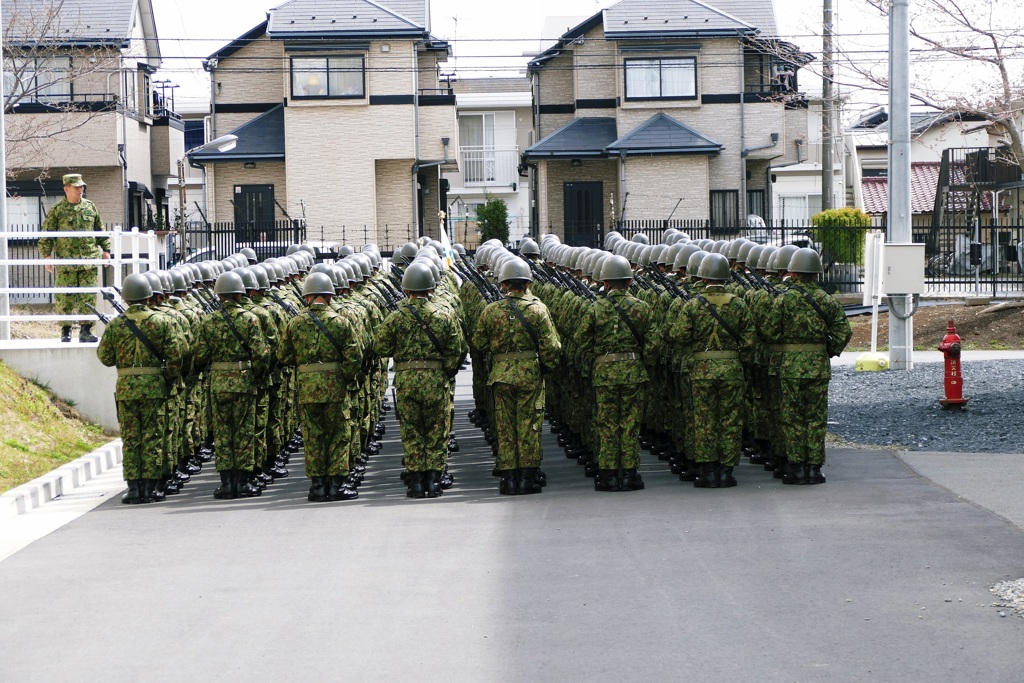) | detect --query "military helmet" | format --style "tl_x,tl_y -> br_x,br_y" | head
428,240 -> 445,257
143,271 -> 164,295
157,270 -> 174,294
297,244 -> 315,257
169,269 -> 188,293
772,244 -> 801,274
122,273 -> 153,303
725,239 -> 749,261
593,253 -> 615,281
674,243 -> 702,271
637,245 -> 655,267
239,247 -> 258,263
402,261 -> 435,292
351,254 -> 372,279
309,263 -> 333,278
697,252 -> 731,281
286,244 -> 301,256
196,261 -> 216,282
363,249 -> 381,269
339,260 -> 361,284
604,230 -> 622,243
250,264 -> 271,290
519,238 -> 541,257
758,245 -> 779,271
498,257 -> 533,283
686,250 -> 709,275
453,243 -> 466,256
746,245 -> 766,270
327,264 -> 347,287
649,244 -> 667,266
214,271 -> 246,296
602,254 -> 633,281
788,247 -> 824,274
630,232 -> 650,245
737,240 -> 756,264
185,263 -> 201,284
237,267 -> 259,291
302,272 -> 335,297
664,243 -> 684,267
398,242 -> 420,265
